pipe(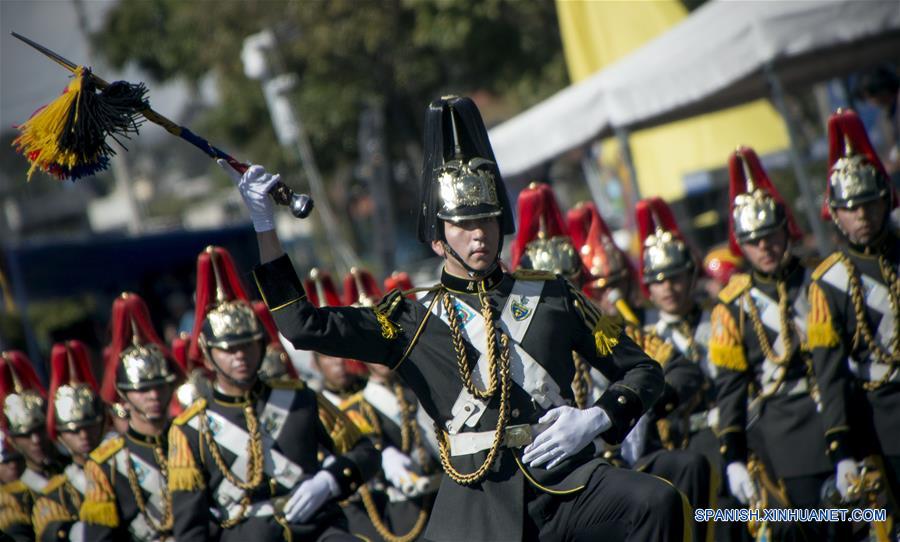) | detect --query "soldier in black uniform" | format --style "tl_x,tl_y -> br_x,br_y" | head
0,350 -> 63,542
167,246 -> 379,541
807,109 -> 900,517
32,340 -> 105,541
709,147 -> 834,541
80,292 -> 182,541
238,96 -> 687,542
337,270 -> 440,542
560,193 -> 712,542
